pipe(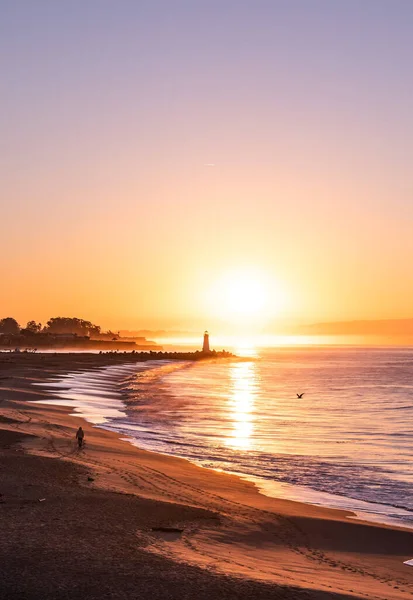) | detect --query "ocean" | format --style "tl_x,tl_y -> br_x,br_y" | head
36,346 -> 413,528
